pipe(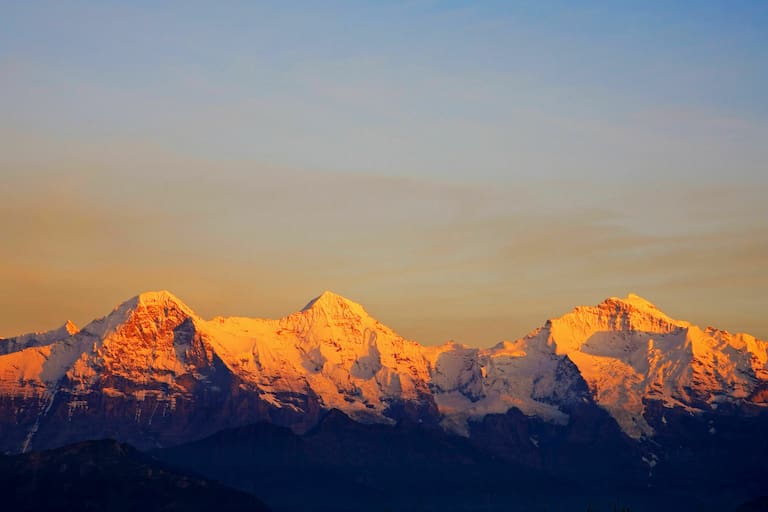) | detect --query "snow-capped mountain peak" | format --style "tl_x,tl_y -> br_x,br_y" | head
76,290 -> 197,342
64,320 -> 79,336
0,320 -> 80,356
549,294 -> 687,352
0,290 -> 765,452
300,290 -> 370,318
136,289 -> 190,307
620,292 -> 660,310
132,290 -> 198,321
602,293 -> 683,326
528,293 -> 766,438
